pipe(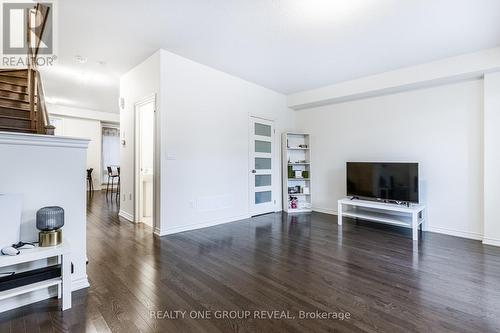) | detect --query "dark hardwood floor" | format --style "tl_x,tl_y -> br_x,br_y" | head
1,190 -> 500,332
